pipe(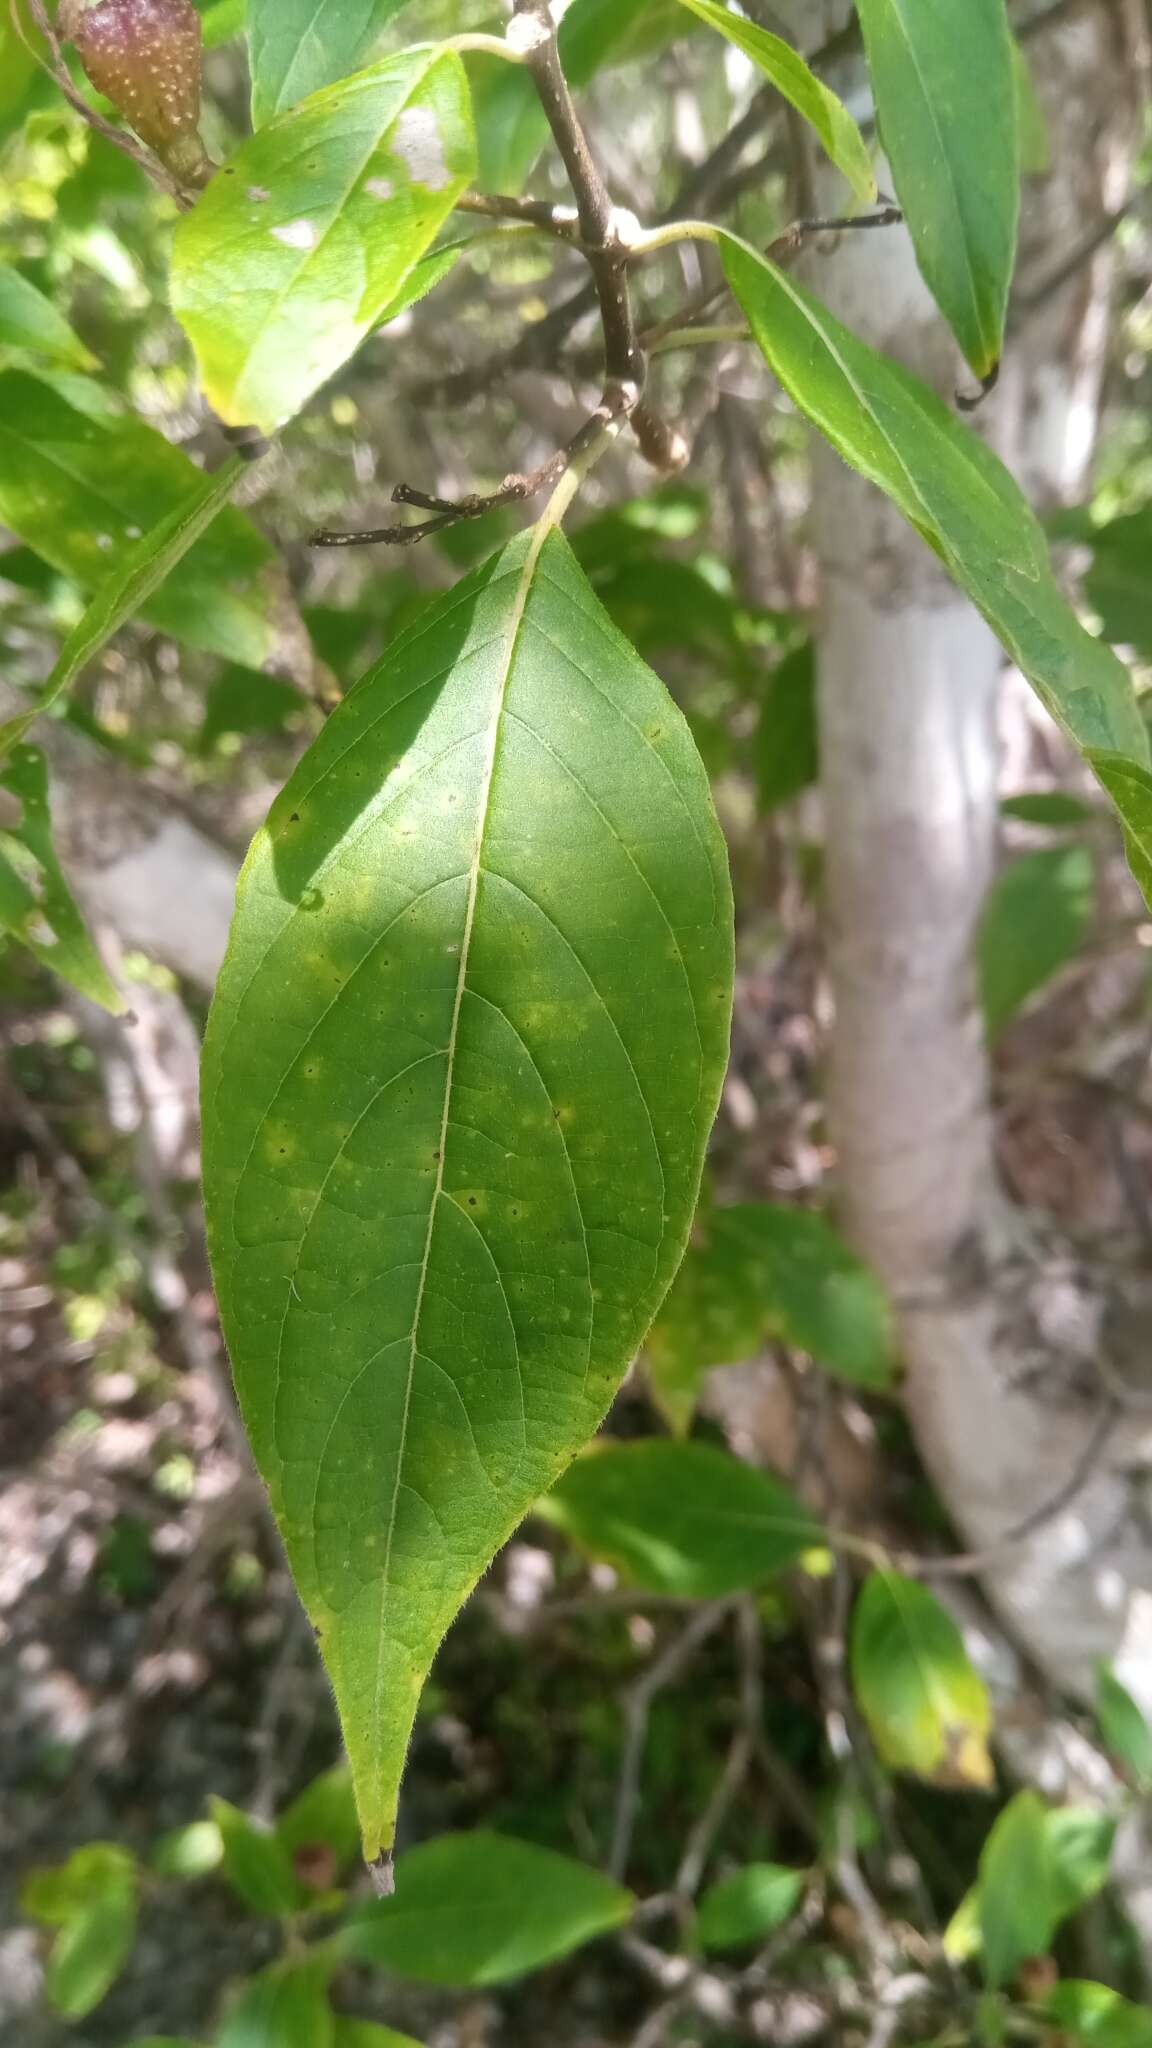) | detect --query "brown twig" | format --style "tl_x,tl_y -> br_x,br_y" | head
608,1599 -> 736,1882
